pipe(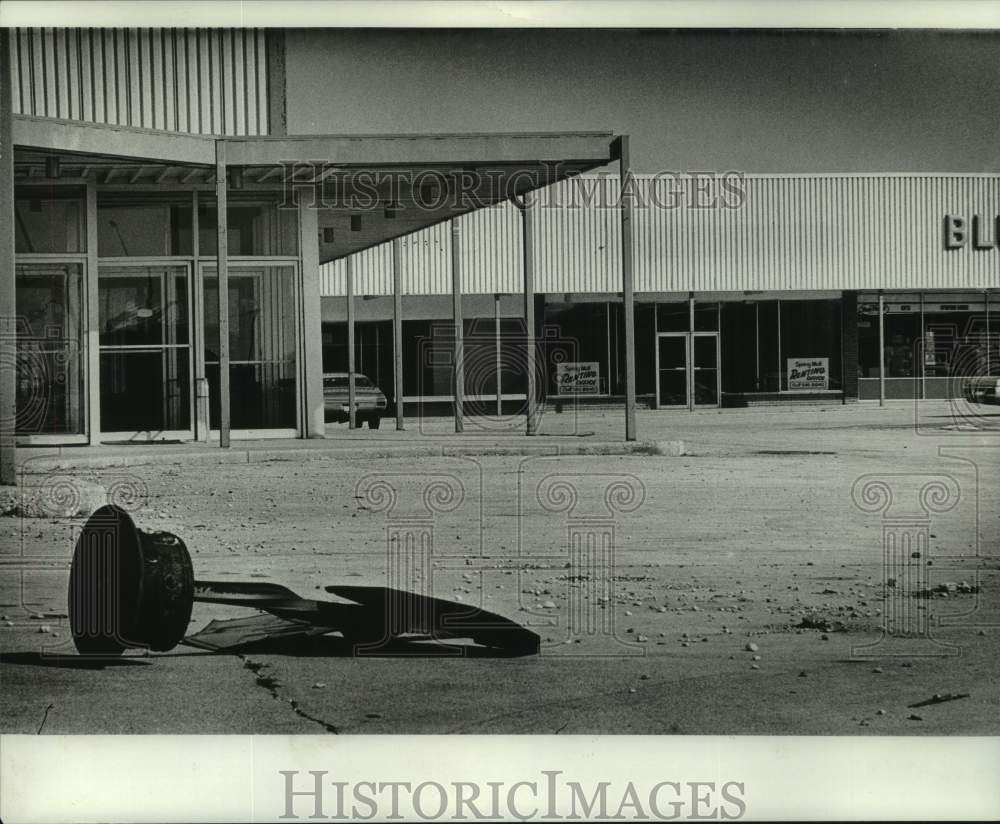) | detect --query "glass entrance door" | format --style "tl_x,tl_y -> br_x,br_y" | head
656,332 -> 720,408
656,333 -> 688,406
202,264 -> 298,433
98,265 -> 193,438
692,332 -> 720,406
